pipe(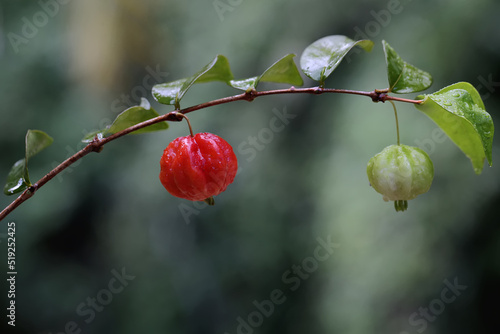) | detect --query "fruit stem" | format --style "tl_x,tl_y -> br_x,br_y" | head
176,112 -> 194,137
389,100 -> 400,146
